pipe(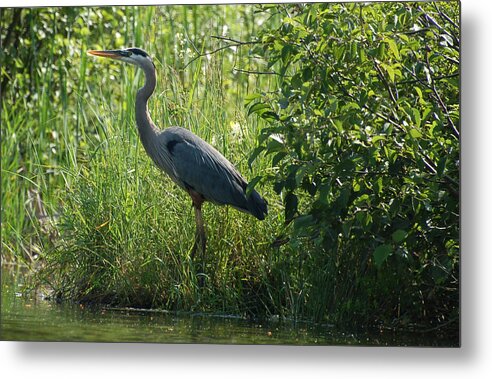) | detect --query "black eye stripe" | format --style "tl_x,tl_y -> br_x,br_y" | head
126,48 -> 149,57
